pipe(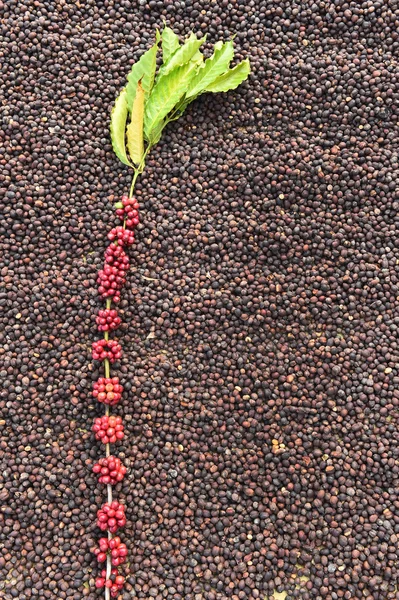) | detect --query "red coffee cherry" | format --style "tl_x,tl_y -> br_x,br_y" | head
95,576 -> 105,588
93,456 -> 127,485
96,308 -> 121,332
92,339 -> 122,362
92,415 -> 124,445
92,377 -> 123,406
